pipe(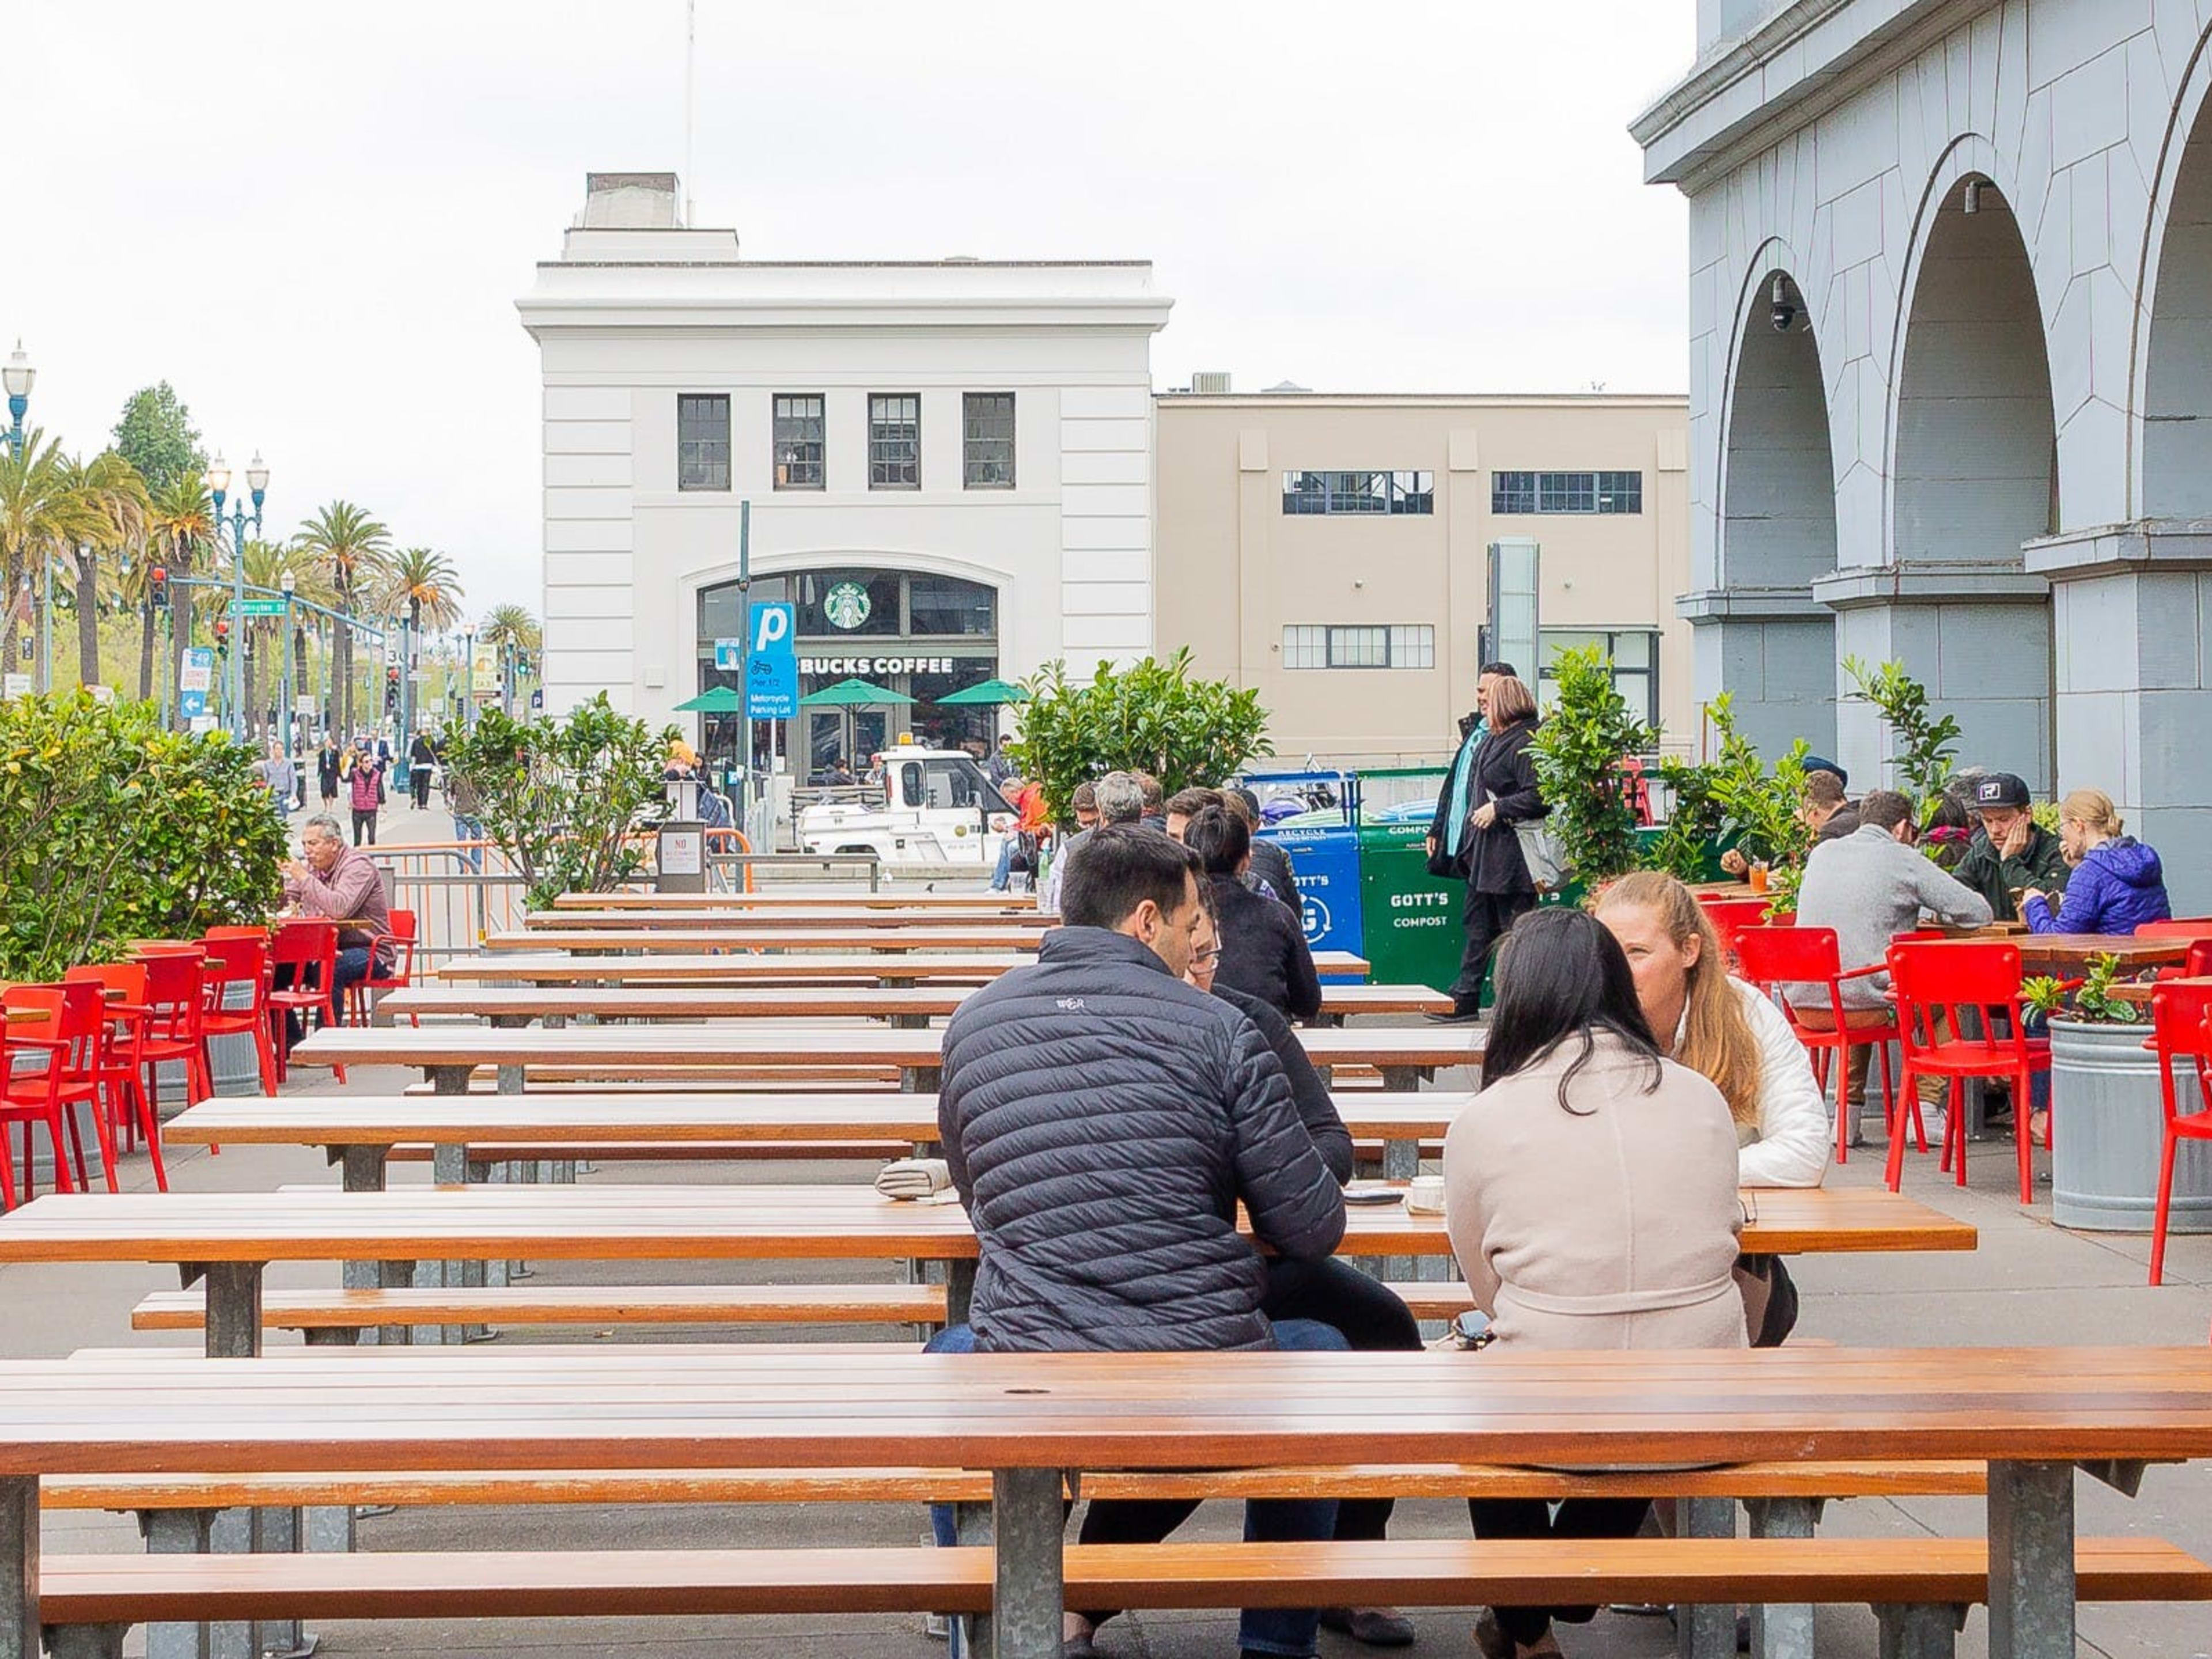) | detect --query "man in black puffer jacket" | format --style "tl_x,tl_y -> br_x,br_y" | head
934,825 -> 1347,1659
